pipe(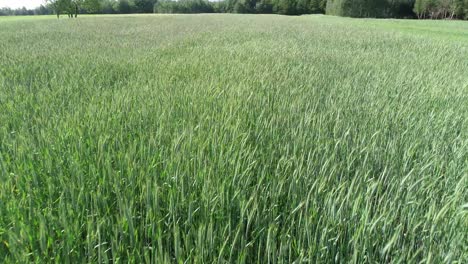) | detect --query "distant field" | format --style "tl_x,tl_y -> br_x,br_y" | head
0,14 -> 467,263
